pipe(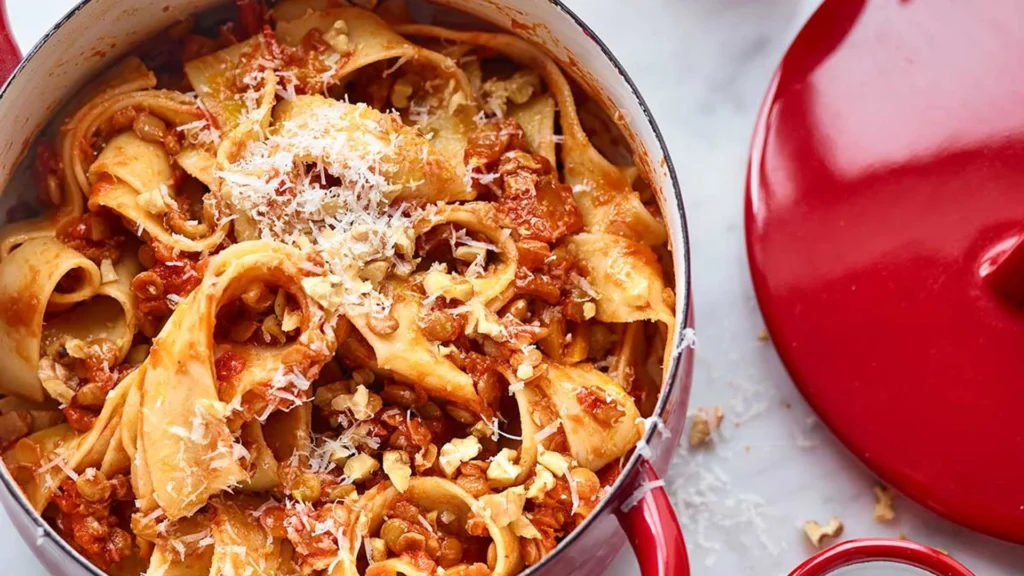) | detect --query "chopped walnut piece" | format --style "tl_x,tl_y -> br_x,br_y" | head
439,436 -> 482,477
322,19 -> 351,55
536,448 -> 571,477
479,70 -> 542,117
301,275 -> 344,313
331,385 -> 382,421
359,261 -> 391,285
390,76 -> 415,109
343,453 -> 380,483
803,517 -> 844,548
486,449 -> 522,488
510,515 -> 541,539
454,244 -> 487,263
757,328 -> 771,342
414,444 -> 438,473
525,465 -> 555,501
383,450 -> 412,493
422,268 -> 474,302
476,486 -> 526,527
38,358 -> 78,405
873,484 -> 896,522
367,537 -> 388,563
688,407 -> 724,447
281,307 -> 302,332
515,363 -> 534,381
464,301 -> 507,340
99,258 -> 118,284
136,184 -> 177,216
367,311 -> 399,336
